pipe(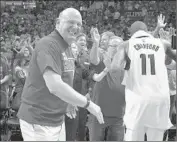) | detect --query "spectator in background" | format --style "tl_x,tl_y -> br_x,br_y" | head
113,10 -> 120,23
11,38 -> 34,110
166,56 -> 176,124
89,28 -> 125,141
0,54 -> 11,94
65,33 -> 90,141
